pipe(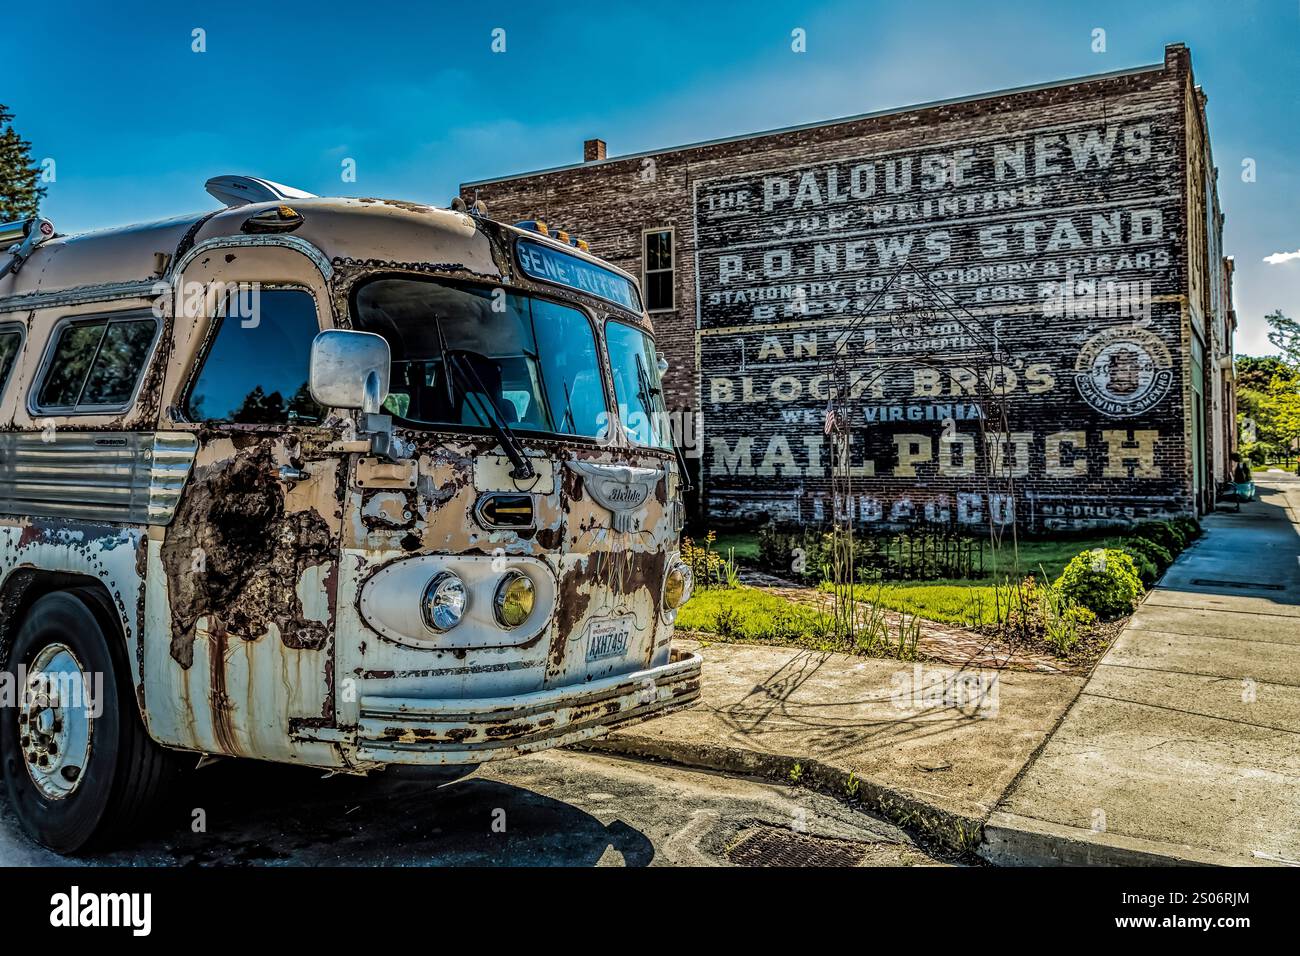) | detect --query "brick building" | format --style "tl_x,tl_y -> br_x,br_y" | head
463,43 -> 1236,532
